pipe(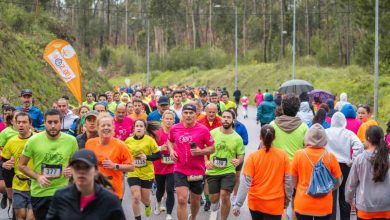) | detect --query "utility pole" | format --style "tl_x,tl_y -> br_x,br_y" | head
146,19 -> 150,86
292,0 -> 296,79
374,0 -> 379,120
234,6 -> 238,90
125,0 -> 128,46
